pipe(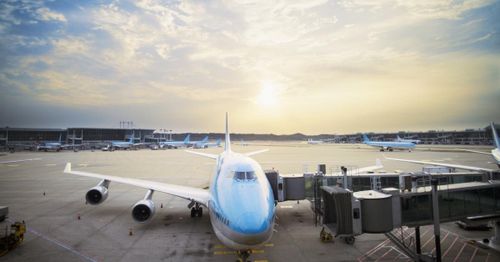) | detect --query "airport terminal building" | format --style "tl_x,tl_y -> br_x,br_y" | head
0,127 -> 154,149
0,124 -> 499,150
